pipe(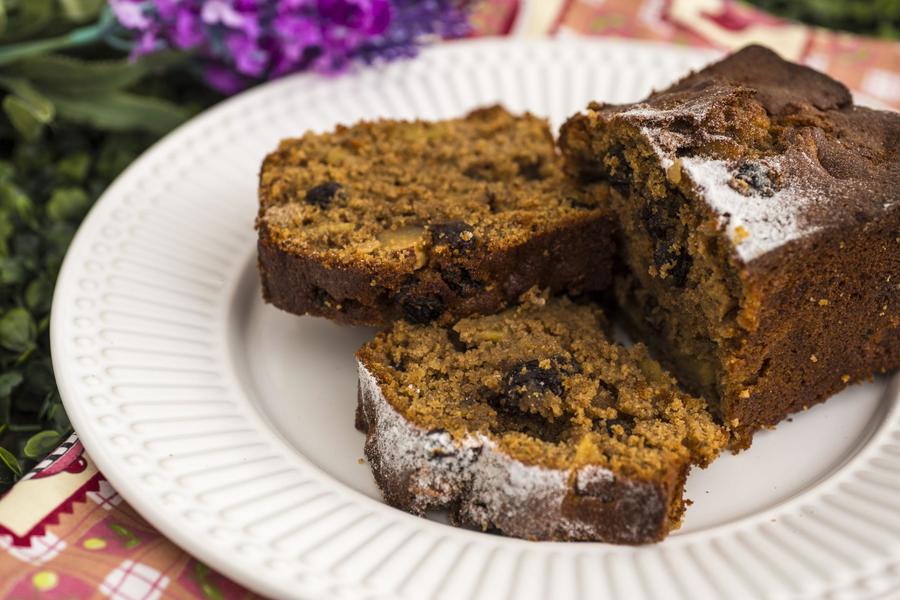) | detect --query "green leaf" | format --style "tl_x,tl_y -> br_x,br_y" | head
13,232 -> 39,261
46,186 -> 90,221
24,360 -> 54,395
59,0 -> 104,22
0,213 -> 12,254
0,447 -> 22,478
0,255 -> 26,284
56,152 -> 91,182
46,402 -> 71,432
0,160 -> 13,181
10,52 -> 186,95
47,91 -> 191,134
0,76 -> 55,140
0,2 -> 7,38
0,307 -> 36,352
23,429 -> 60,459
0,0 -> 53,44
4,95 -> 45,139
25,277 -> 52,313
0,371 -> 23,397
0,179 -> 34,224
